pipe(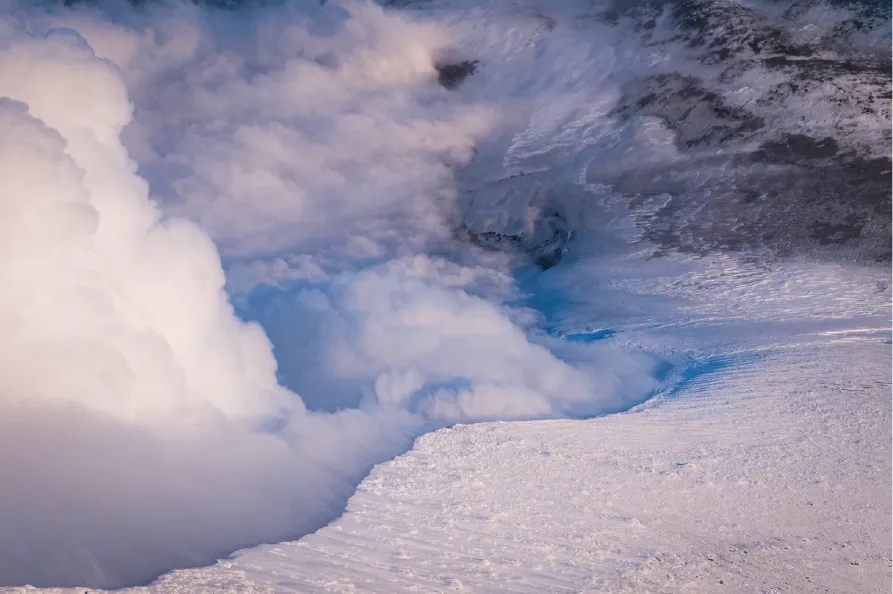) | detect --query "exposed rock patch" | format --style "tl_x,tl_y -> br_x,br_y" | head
436,60 -> 478,90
